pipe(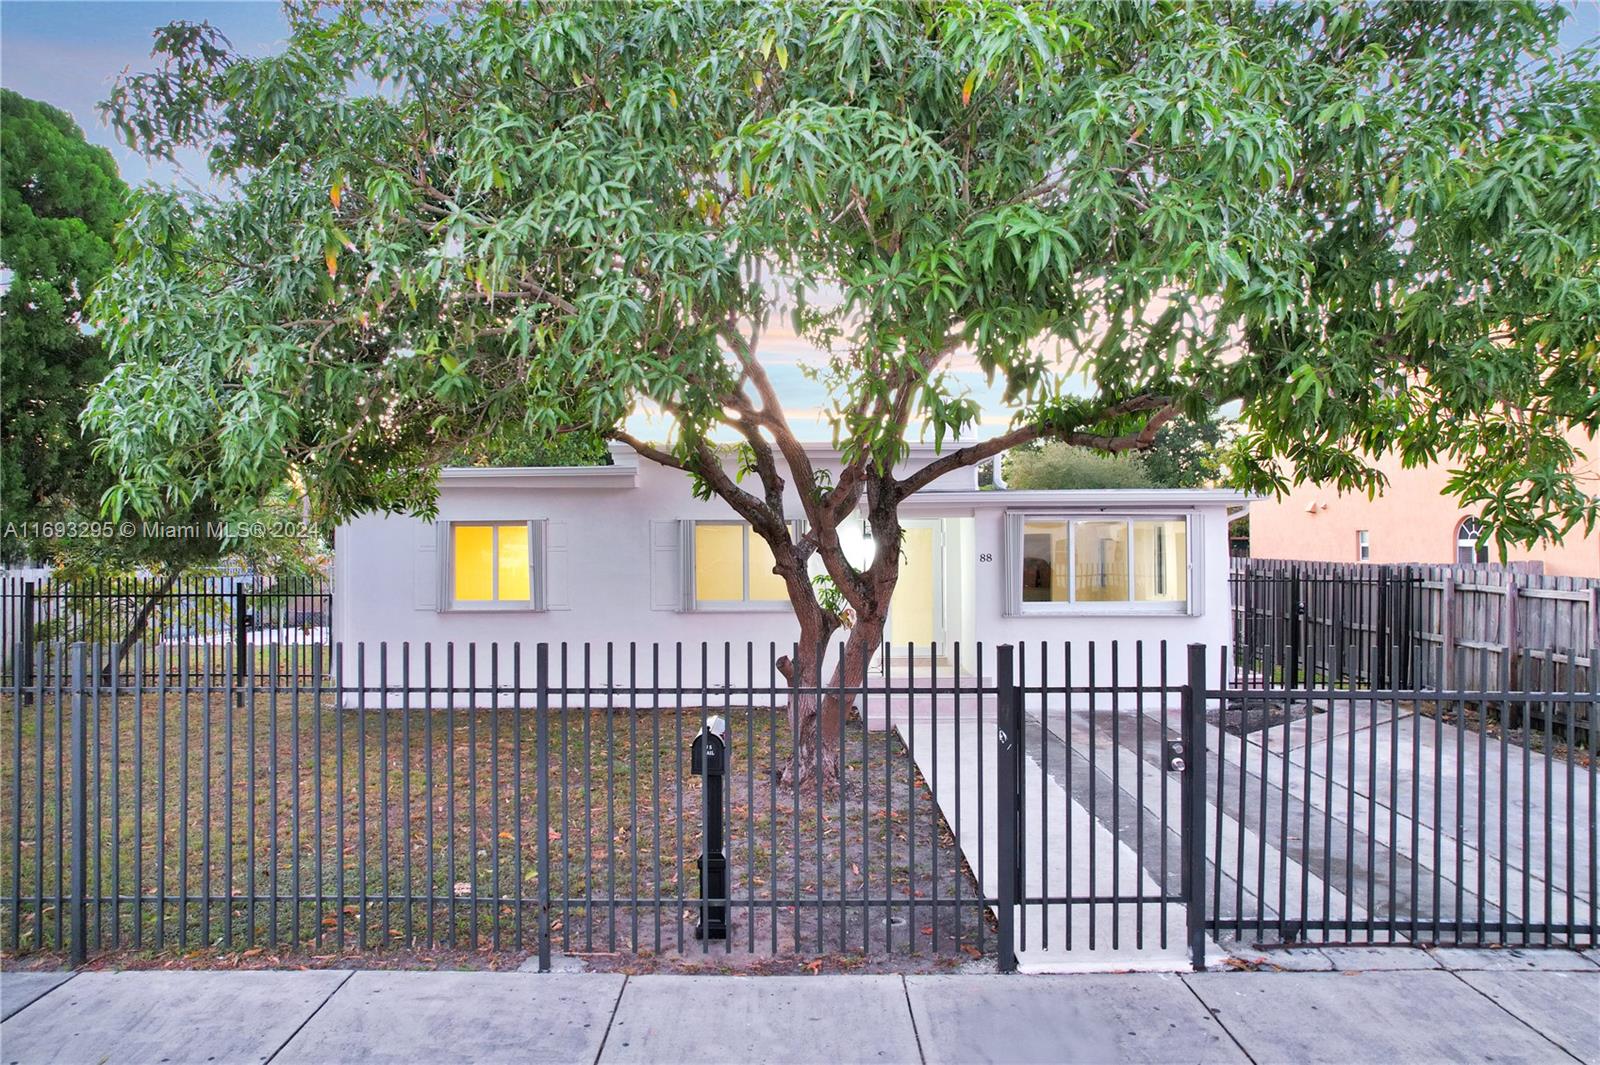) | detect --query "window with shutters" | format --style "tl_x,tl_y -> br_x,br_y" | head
688,521 -> 791,610
445,521 -> 542,609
